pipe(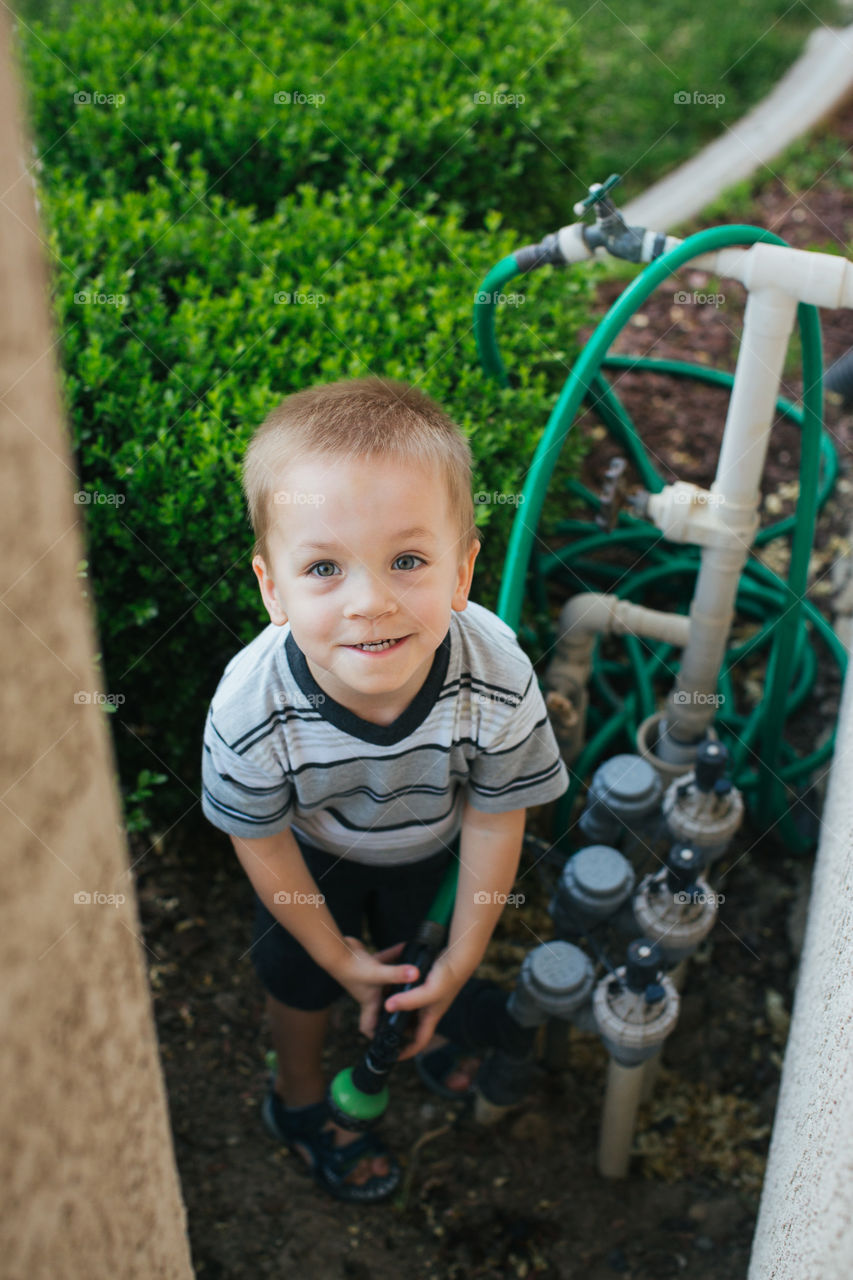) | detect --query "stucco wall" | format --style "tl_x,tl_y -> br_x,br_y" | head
747,663 -> 853,1278
0,12 -> 194,1276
